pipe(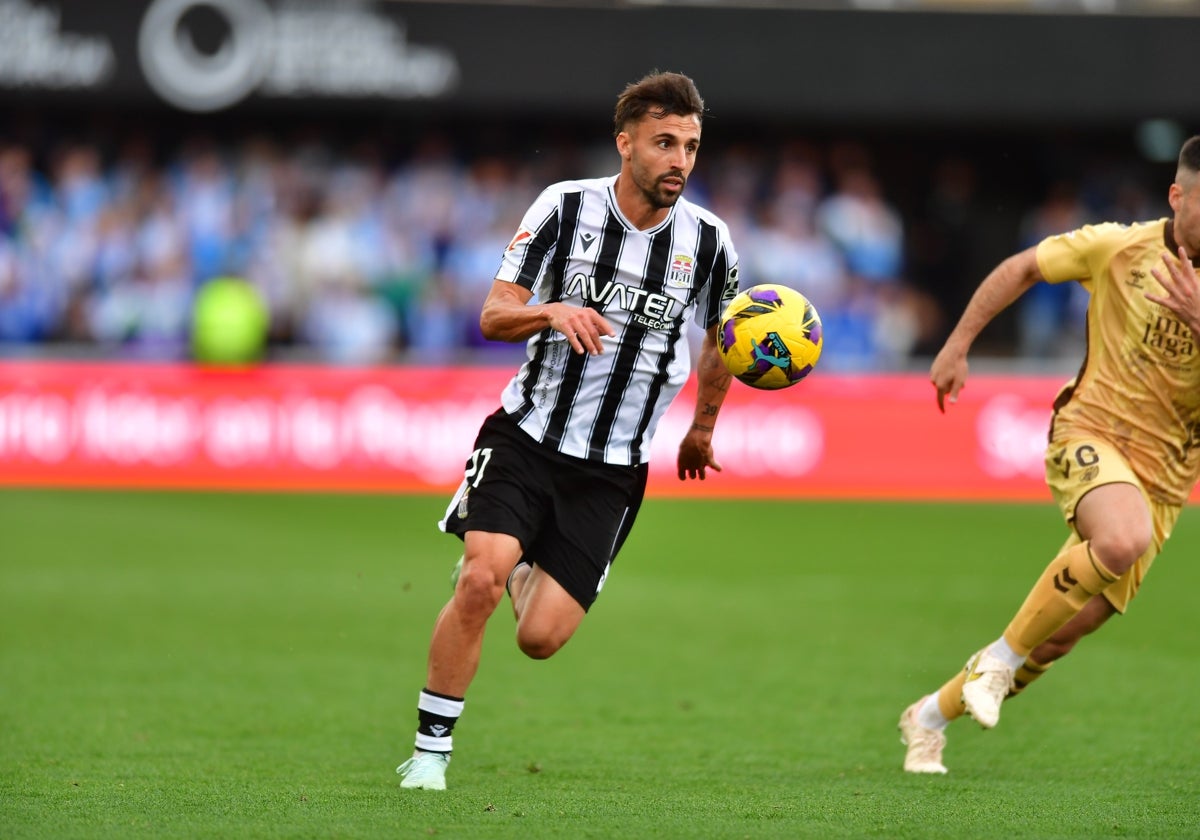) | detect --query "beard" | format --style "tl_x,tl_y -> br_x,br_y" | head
637,170 -> 686,210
